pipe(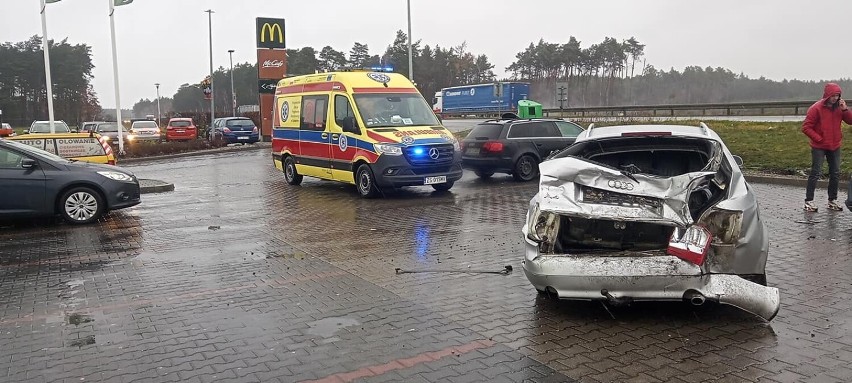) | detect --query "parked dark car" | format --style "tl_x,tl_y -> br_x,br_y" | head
93,122 -> 124,144
461,118 -> 584,181
210,117 -> 259,144
80,121 -> 104,133
0,139 -> 141,224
